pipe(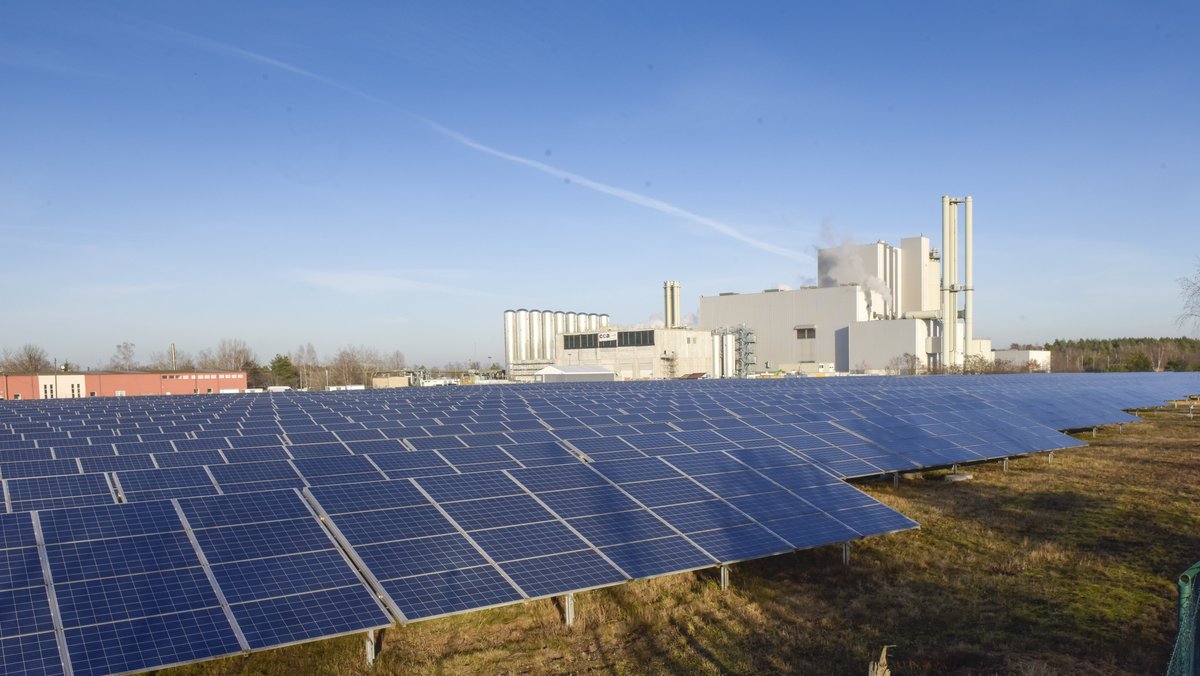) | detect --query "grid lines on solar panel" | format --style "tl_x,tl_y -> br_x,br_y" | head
380,566 -> 523,621
497,549 -> 627,598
